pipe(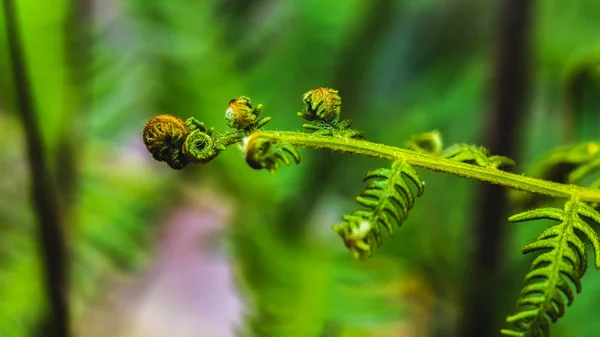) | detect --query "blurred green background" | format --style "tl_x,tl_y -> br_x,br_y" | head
0,0 -> 599,336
